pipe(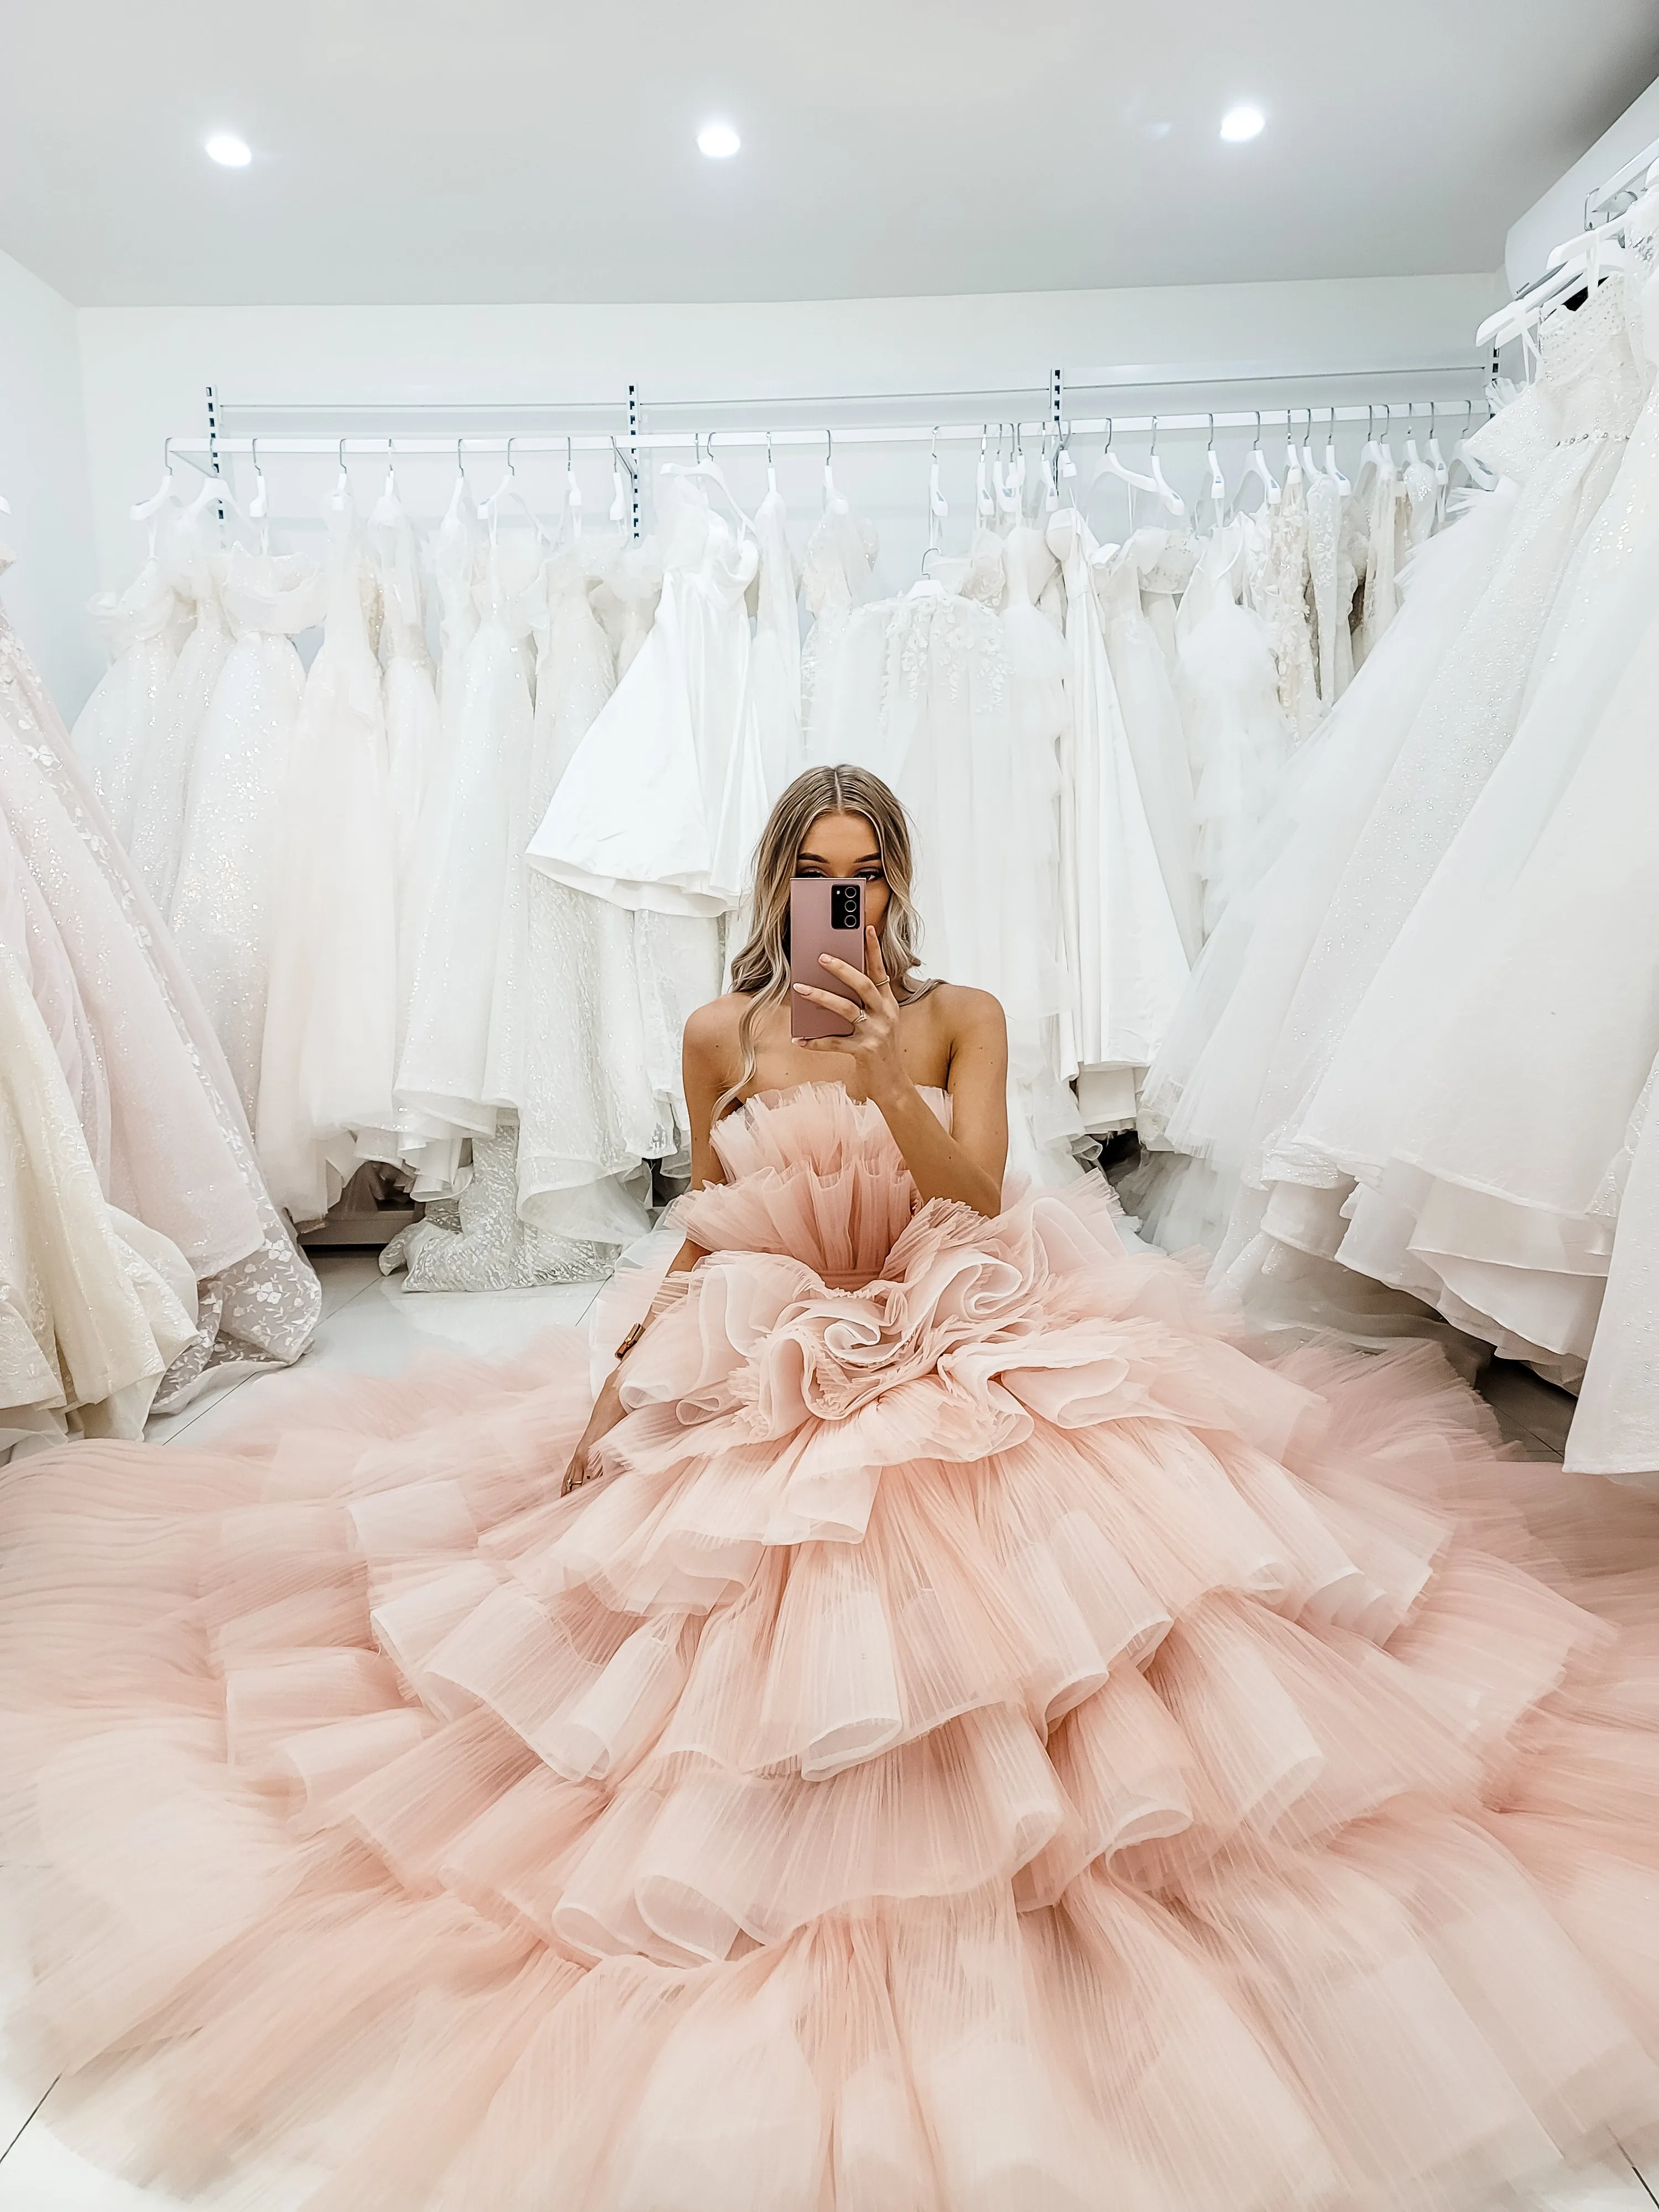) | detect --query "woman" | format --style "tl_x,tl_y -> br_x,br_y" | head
4,765 -> 1659,2212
